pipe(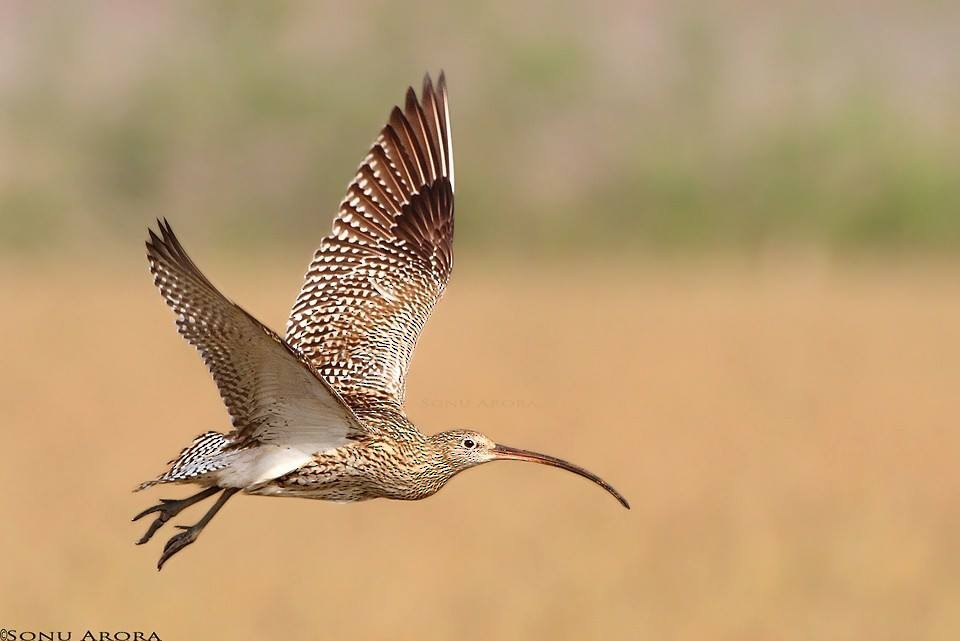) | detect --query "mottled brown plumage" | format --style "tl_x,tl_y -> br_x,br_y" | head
134,73 -> 628,571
